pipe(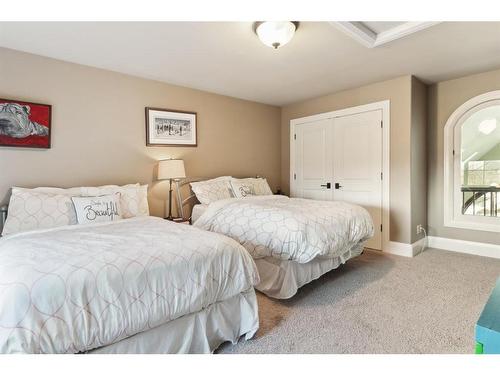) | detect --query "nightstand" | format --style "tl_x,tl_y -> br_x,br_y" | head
275,189 -> 288,196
